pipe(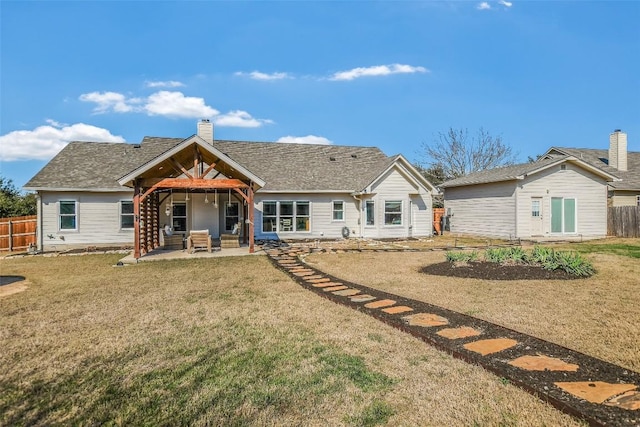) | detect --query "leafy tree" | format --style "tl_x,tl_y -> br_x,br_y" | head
420,127 -> 517,179
0,176 -> 36,217
413,163 -> 446,207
